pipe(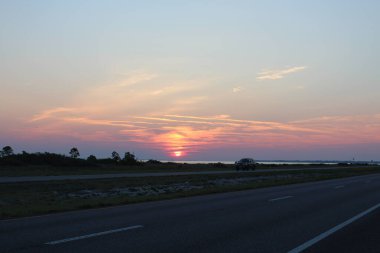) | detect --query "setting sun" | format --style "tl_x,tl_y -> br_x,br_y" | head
1,1 -> 379,162
173,151 -> 183,157
1,1 -> 380,252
